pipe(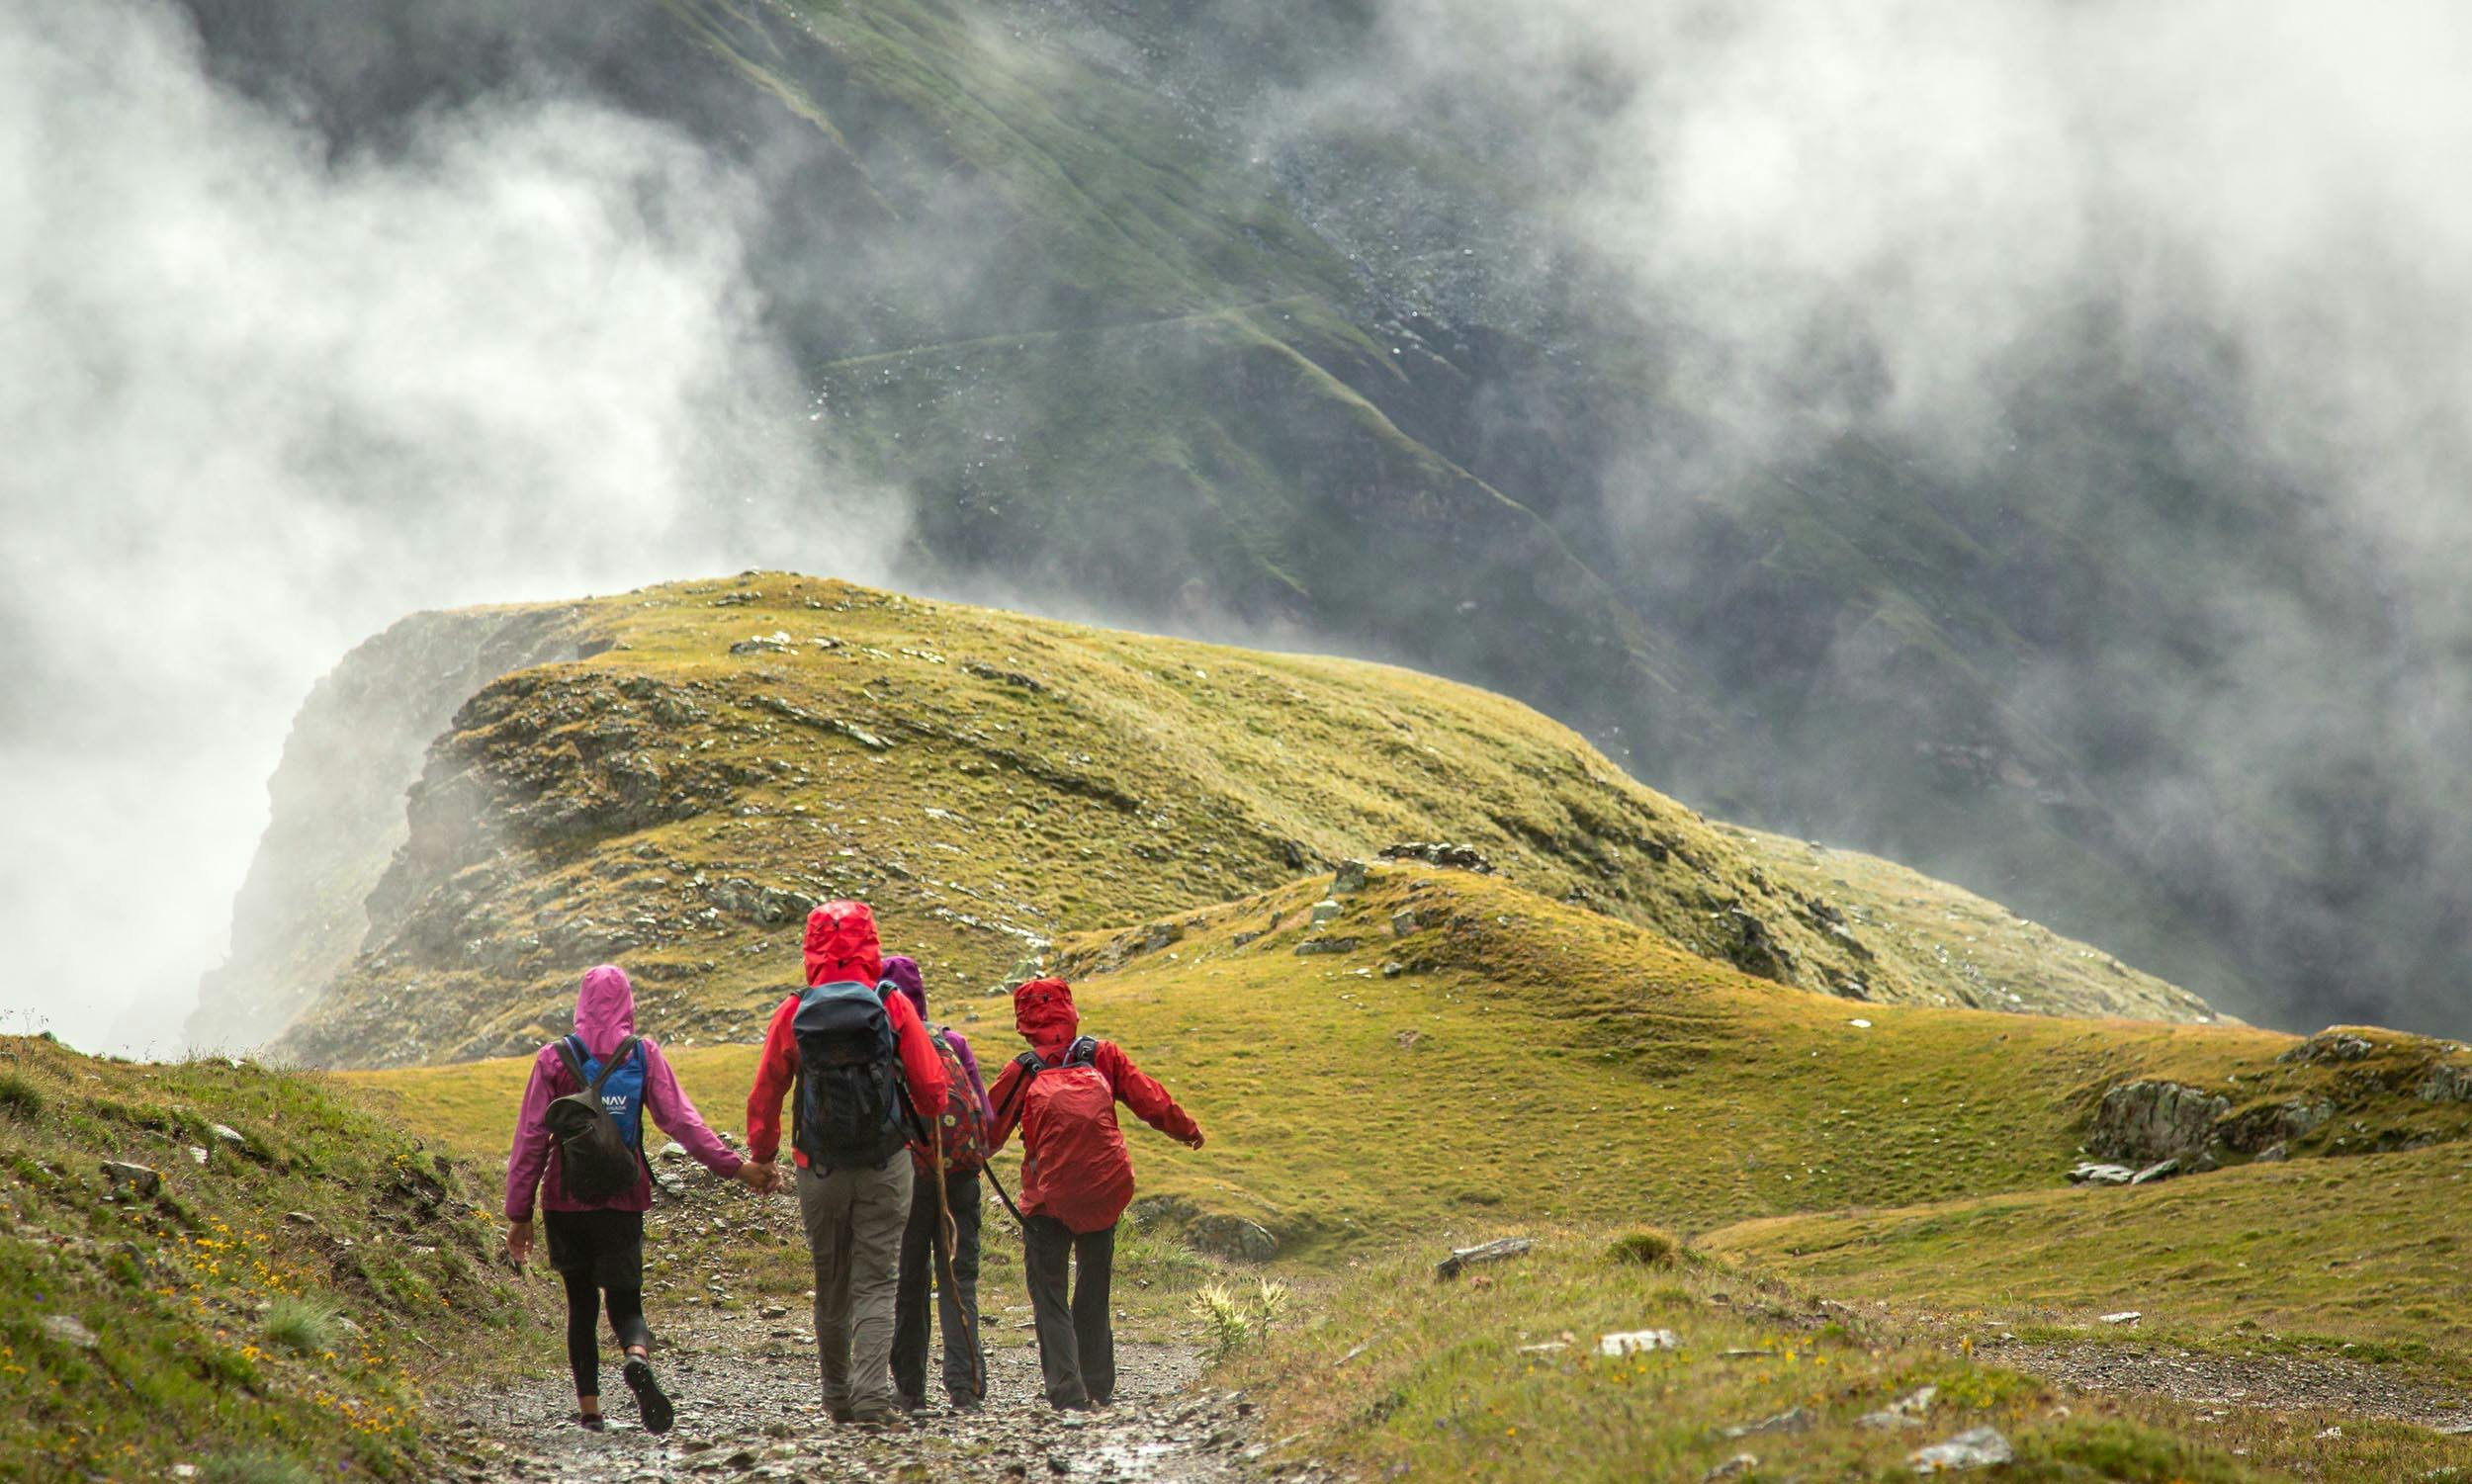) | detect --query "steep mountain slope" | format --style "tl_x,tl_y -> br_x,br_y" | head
199,575 -> 2215,1068
167,0 -> 2431,1039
